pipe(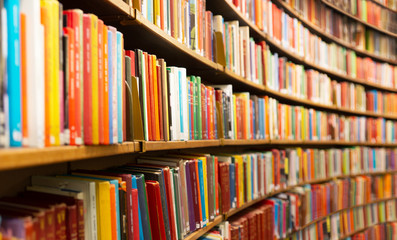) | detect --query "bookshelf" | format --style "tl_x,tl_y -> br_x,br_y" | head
274,0 -> 397,65
0,0 -> 396,239
321,0 -> 397,38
